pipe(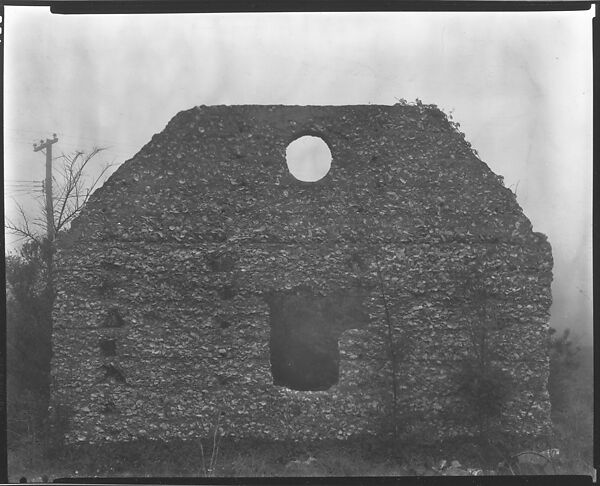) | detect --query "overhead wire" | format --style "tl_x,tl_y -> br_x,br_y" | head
4,186 -> 43,191
5,179 -> 41,183
4,180 -> 44,189
5,182 -> 42,187
4,184 -> 41,190
5,181 -> 43,186
5,126 -> 141,152
5,128 -> 137,191
4,181 -> 43,185
4,187 -> 43,192
5,186 -> 42,189
4,192 -> 43,196
4,191 -> 42,195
